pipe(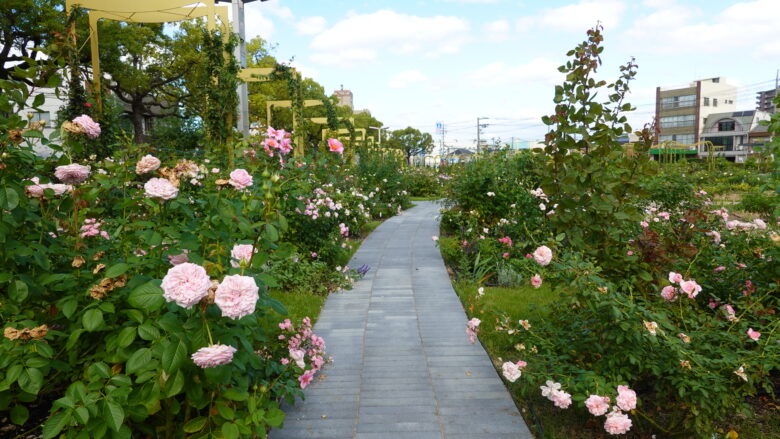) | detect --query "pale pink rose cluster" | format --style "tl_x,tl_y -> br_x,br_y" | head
135,154 -> 161,174
279,316 -> 327,388
727,218 -> 767,231
466,318 -> 480,344
72,114 -> 101,139
25,177 -> 72,198
80,218 -> 109,240
665,272 -> 701,299
262,127 -> 293,159
339,223 -> 349,238
583,386 -> 635,435
230,244 -> 256,268
533,245 -> 553,266
229,169 -> 253,190
144,178 -> 178,200
498,236 -> 513,247
540,380 -> 572,409
55,163 -> 91,184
